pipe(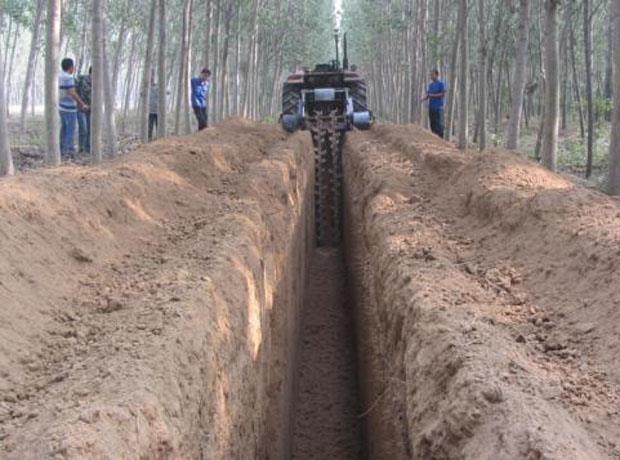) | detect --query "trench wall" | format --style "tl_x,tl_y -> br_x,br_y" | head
343,126 -> 613,459
0,120 -> 314,459
343,138 -> 413,459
